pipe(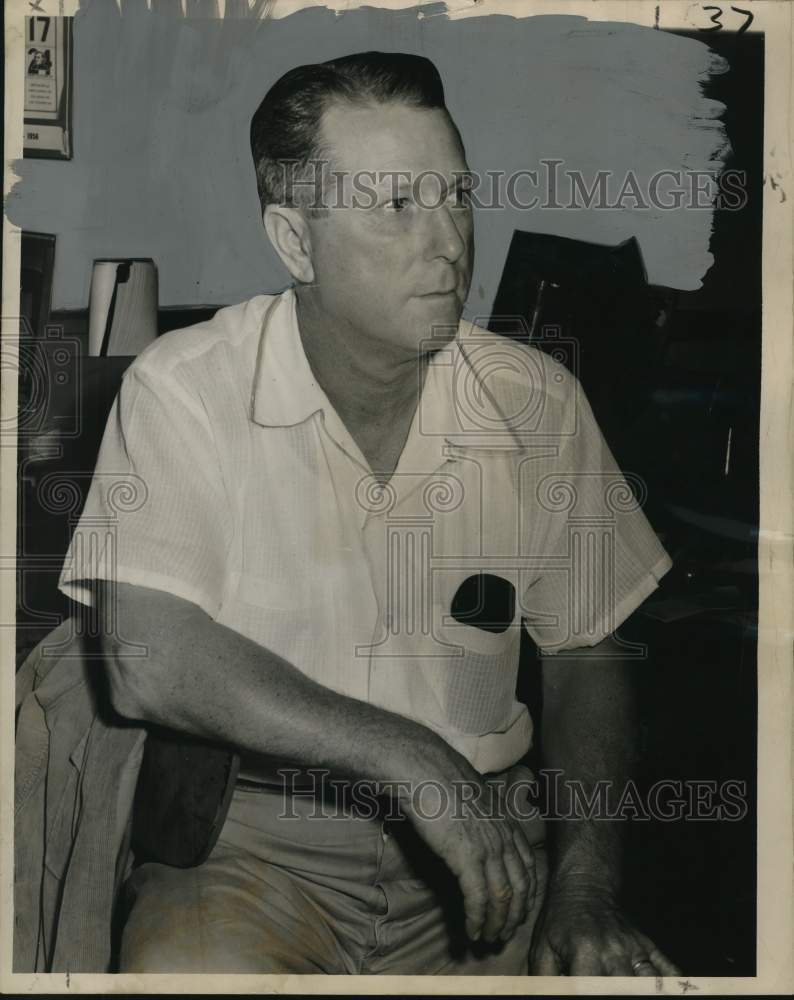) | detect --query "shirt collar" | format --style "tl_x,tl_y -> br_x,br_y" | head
250,288 -> 329,428
250,287 -> 524,451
